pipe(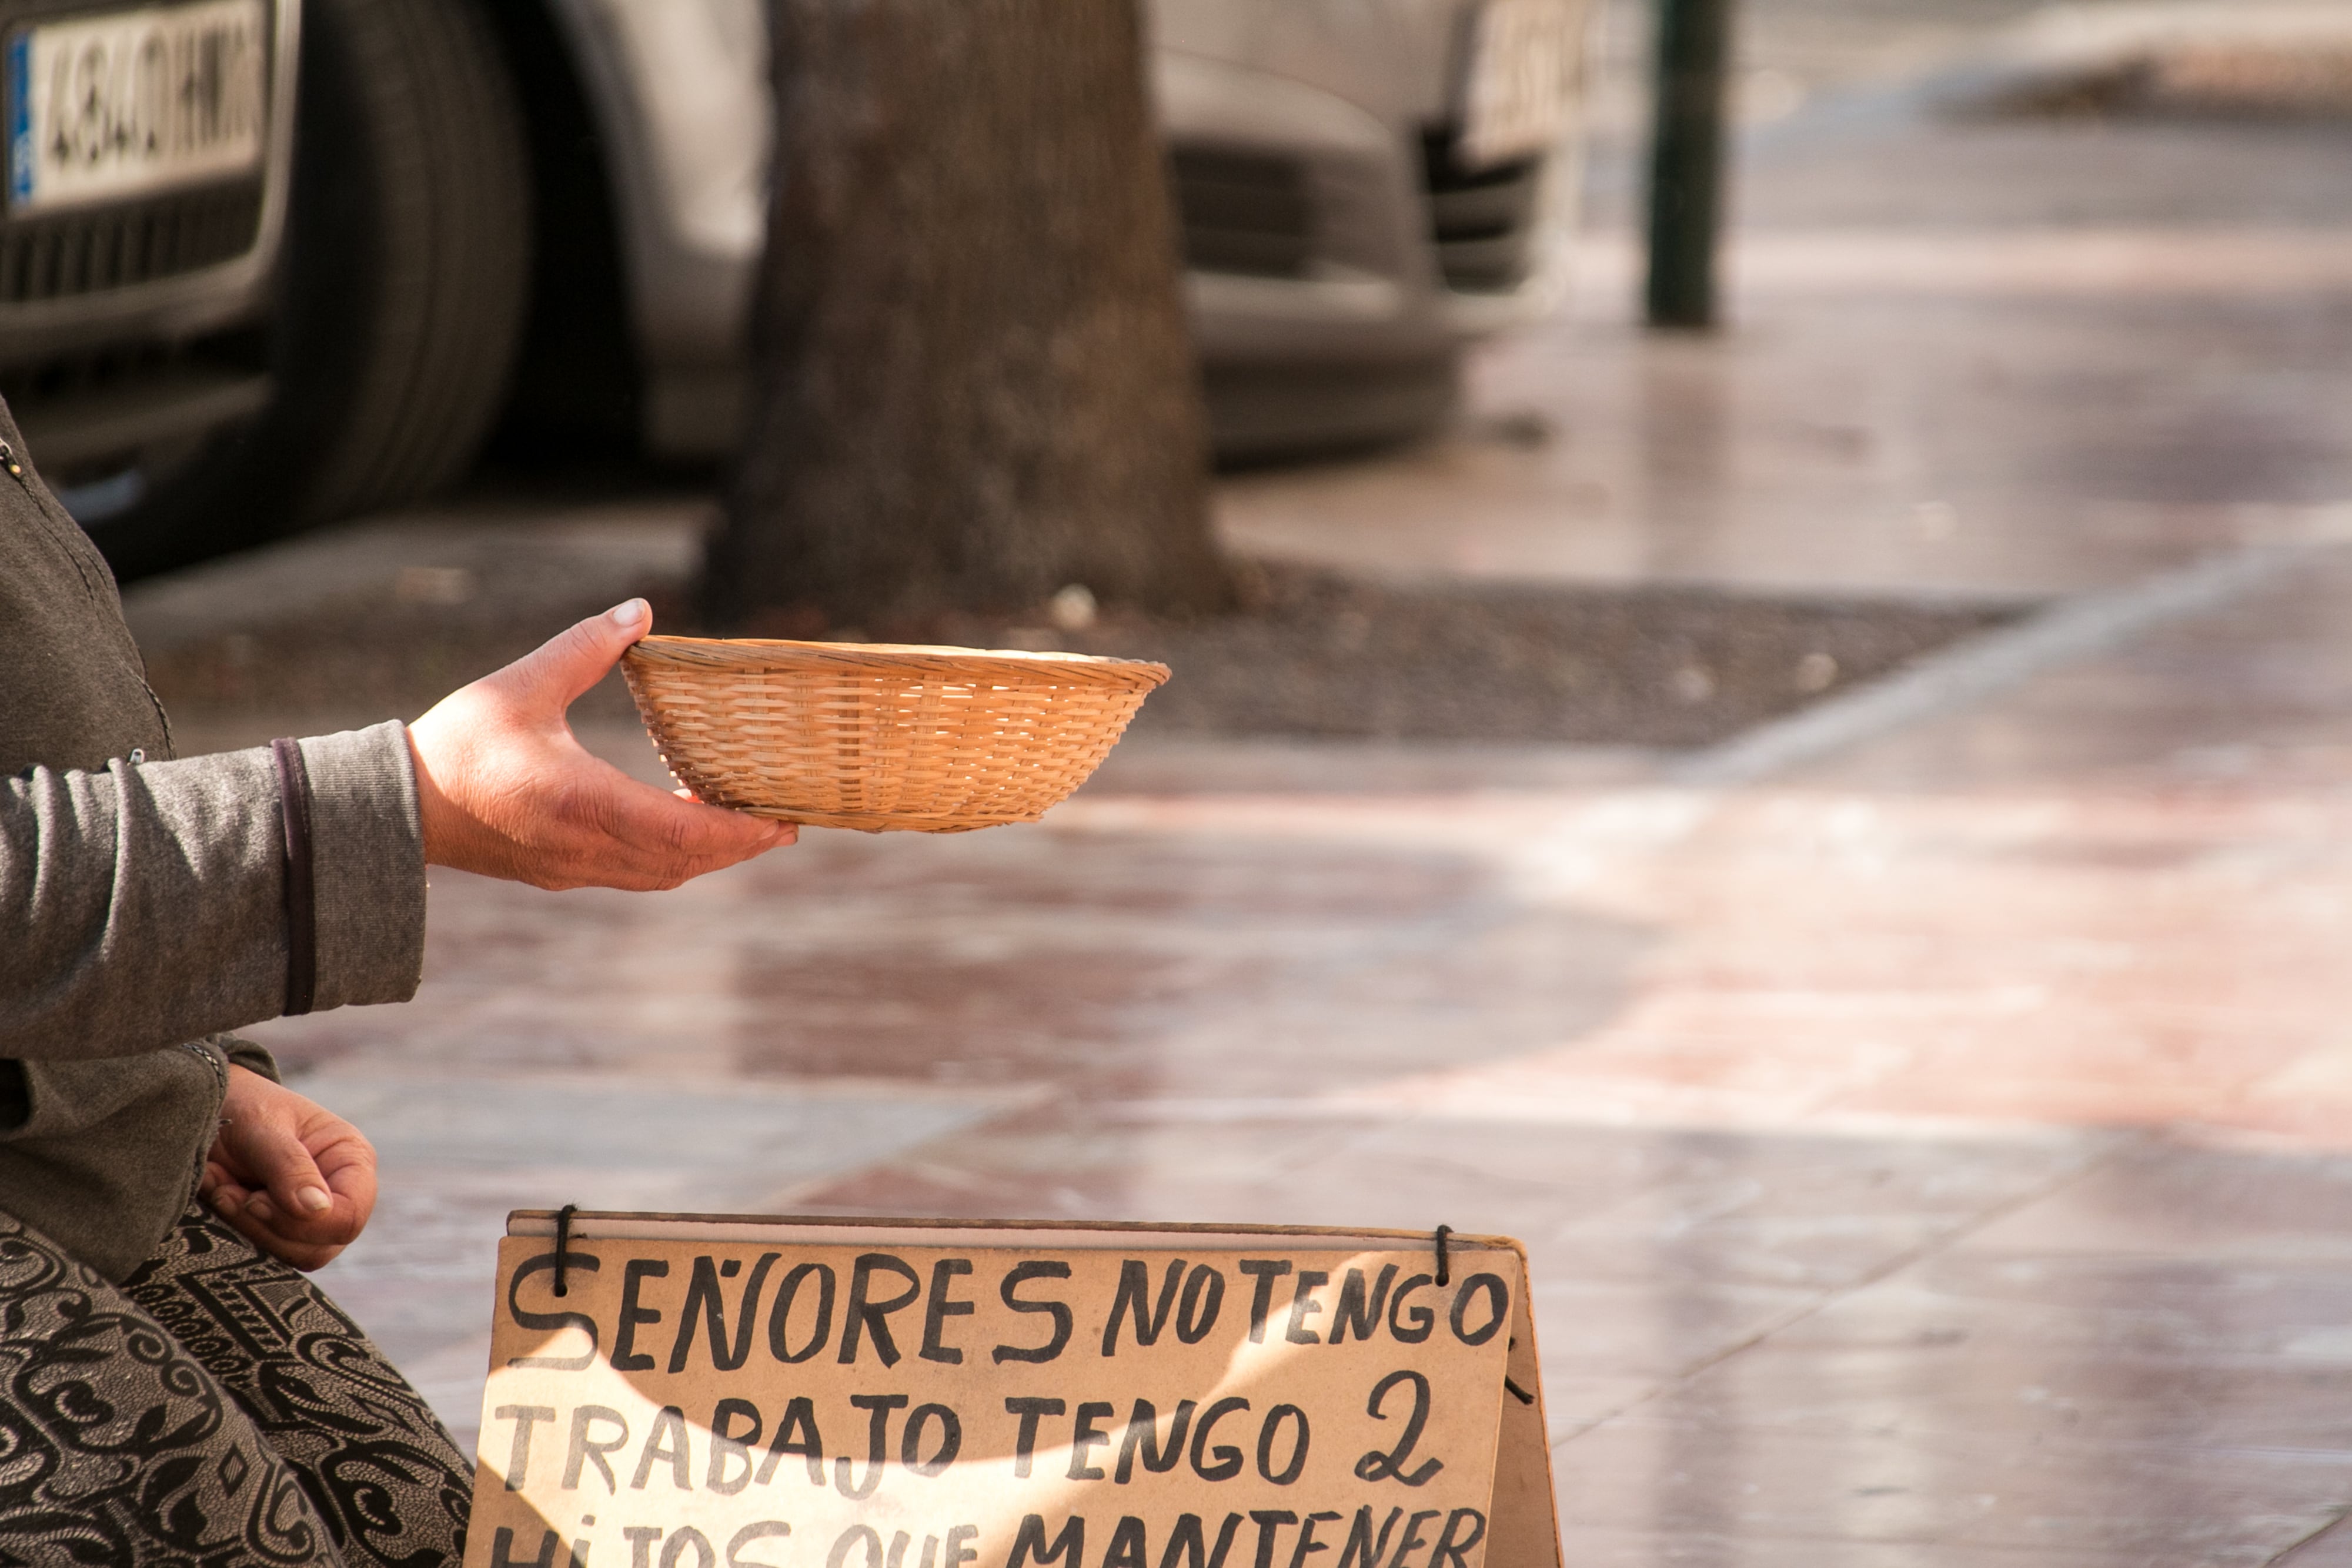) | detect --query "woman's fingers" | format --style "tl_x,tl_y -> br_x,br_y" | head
228,1116 -> 334,1223
597,775 -> 793,887
302,1118 -> 379,1237
208,1069 -> 376,1268
212,1179 -> 347,1269
503,597 -> 653,712
246,1133 -> 372,1245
